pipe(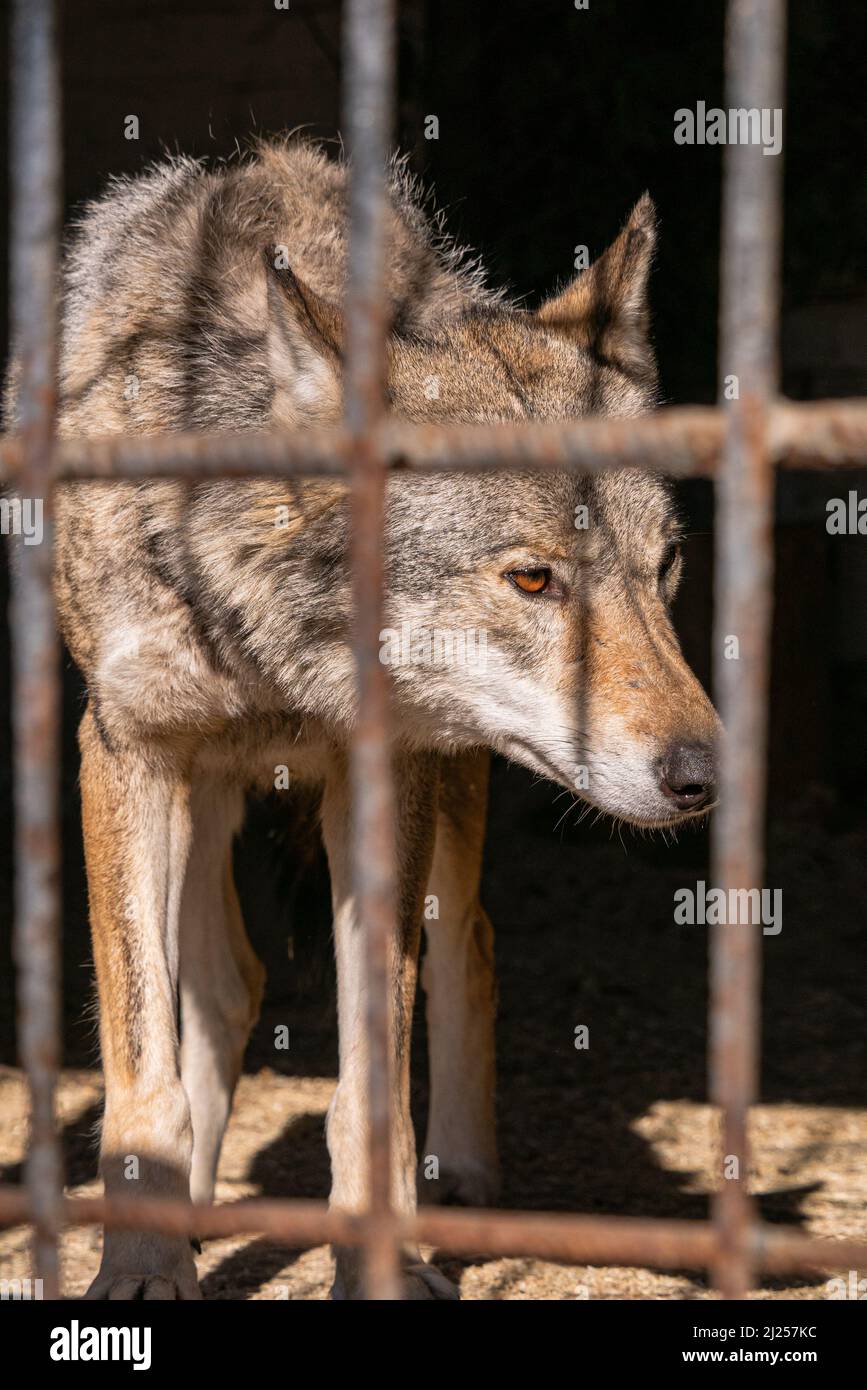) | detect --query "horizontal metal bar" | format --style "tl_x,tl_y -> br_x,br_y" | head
0,1188 -> 864,1278
1,401 -> 866,484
